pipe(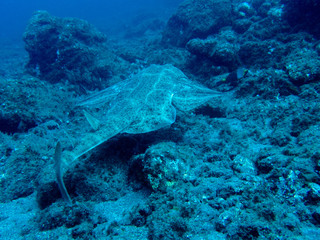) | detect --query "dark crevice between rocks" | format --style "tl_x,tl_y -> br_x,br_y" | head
195,105 -> 226,118
0,115 -> 37,134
